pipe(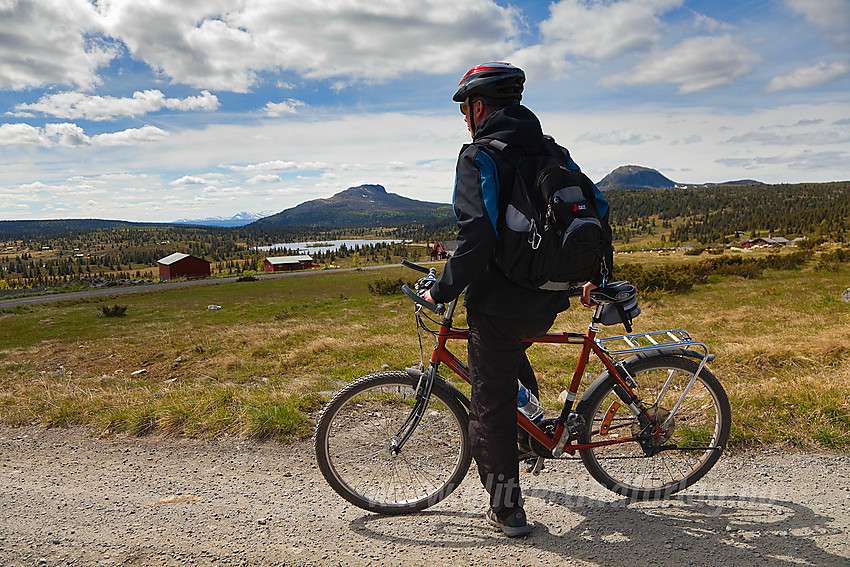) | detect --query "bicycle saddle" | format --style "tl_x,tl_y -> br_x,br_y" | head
589,281 -> 636,304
